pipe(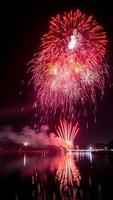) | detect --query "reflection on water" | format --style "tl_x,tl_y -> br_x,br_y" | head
23,154 -> 27,166
31,154 -> 81,200
0,152 -> 113,200
56,154 -> 81,190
